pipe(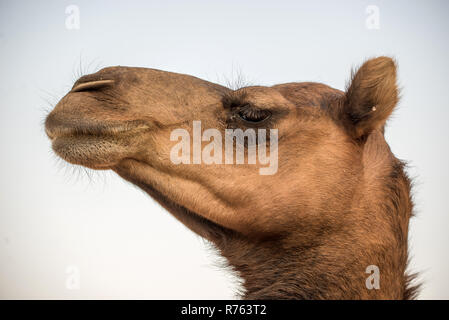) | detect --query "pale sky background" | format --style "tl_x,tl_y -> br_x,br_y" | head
0,0 -> 448,299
